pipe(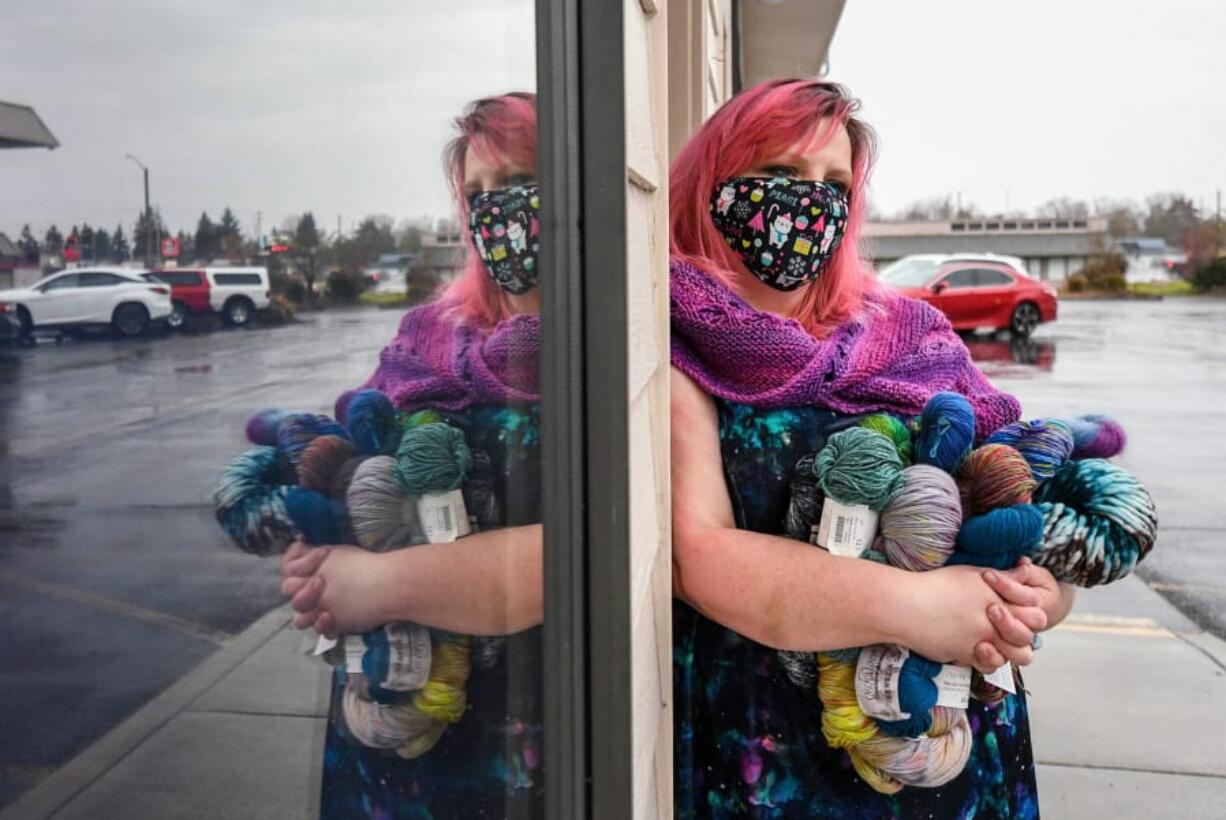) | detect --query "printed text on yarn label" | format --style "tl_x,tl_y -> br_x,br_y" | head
418,489 -> 472,543
855,644 -> 911,721
379,623 -> 433,691
983,663 -> 1016,695
344,636 -> 366,674
815,498 -> 878,558
934,664 -> 972,709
